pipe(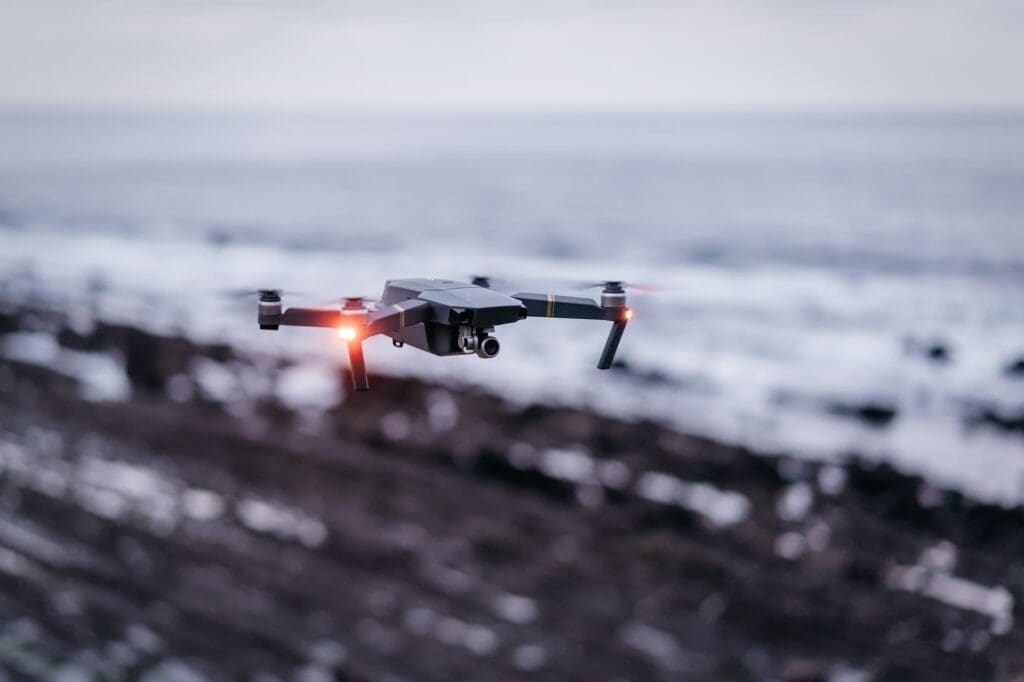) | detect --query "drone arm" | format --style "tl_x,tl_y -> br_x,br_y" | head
513,292 -> 630,369
512,293 -> 618,320
366,299 -> 432,334
262,307 -> 344,329
262,300 -> 432,335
